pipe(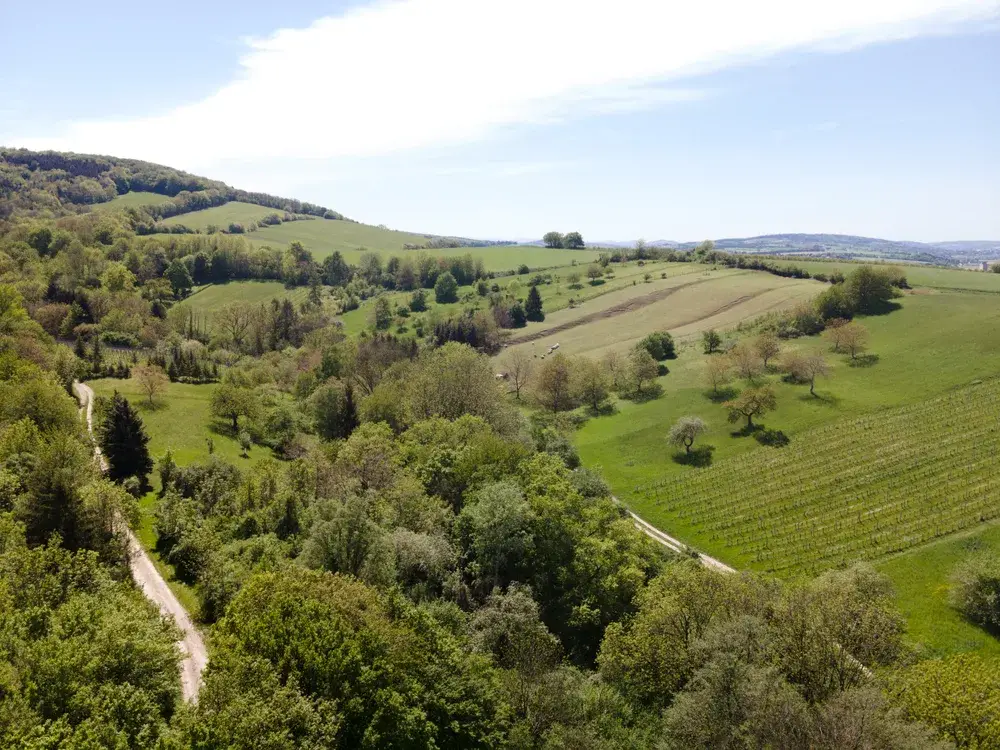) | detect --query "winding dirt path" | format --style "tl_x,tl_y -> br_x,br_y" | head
74,381 -> 207,702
